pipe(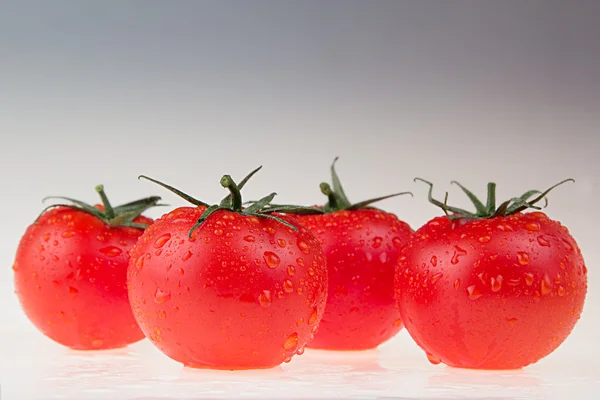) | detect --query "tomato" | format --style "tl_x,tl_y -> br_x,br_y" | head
129,167 -> 328,370
13,185 -> 162,350
287,158 -> 414,350
395,179 -> 587,369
